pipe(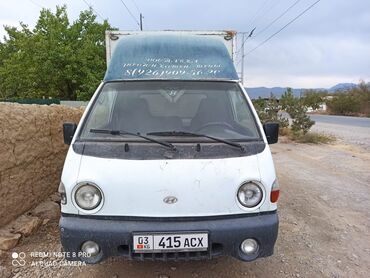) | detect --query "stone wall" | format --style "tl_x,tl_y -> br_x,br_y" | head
0,103 -> 84,227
